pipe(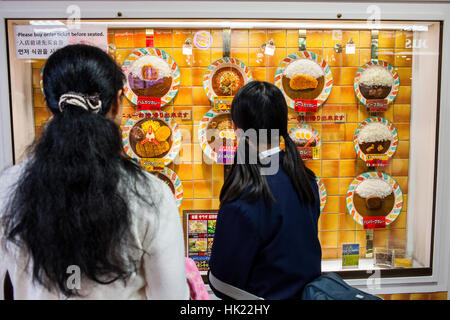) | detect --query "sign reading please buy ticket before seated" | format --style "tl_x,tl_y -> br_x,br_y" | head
14,25 -> 107,59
